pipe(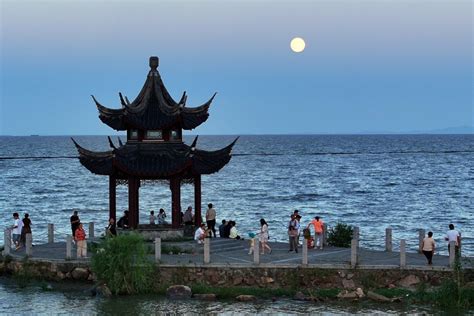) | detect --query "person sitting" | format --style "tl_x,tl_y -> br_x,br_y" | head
183,206 -> 194,225
157,208 -> 167,225
194,223 -> 206,244
106,218 -> 117,237
229,221 -> 241,240
117,211 -> 129,229
149,210 -> 156,225
223,220 -> 232,238
219,219 -> 227,237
